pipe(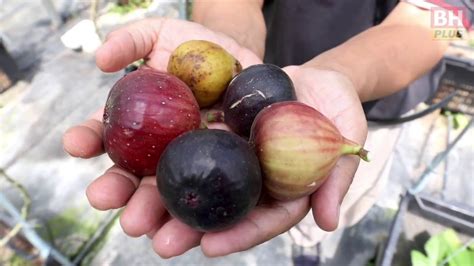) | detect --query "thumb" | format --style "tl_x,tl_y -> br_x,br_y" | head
96,18 -> 166,72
